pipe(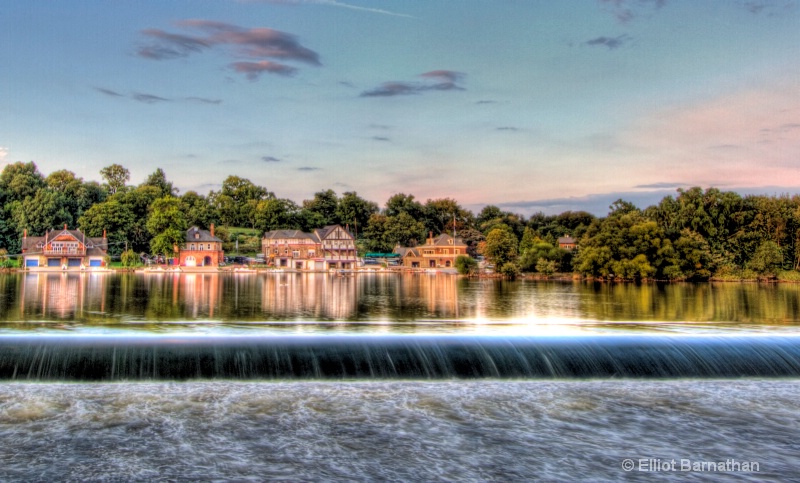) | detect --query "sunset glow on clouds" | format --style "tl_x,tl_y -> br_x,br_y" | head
1,1 -> 799,215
